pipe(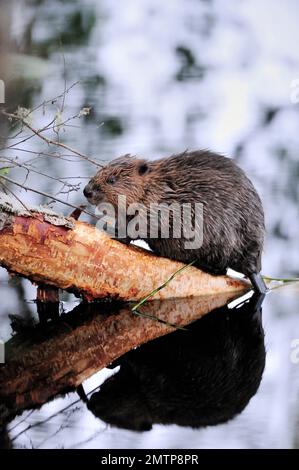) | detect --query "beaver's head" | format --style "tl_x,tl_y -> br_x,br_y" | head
84,155 -> 152,208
